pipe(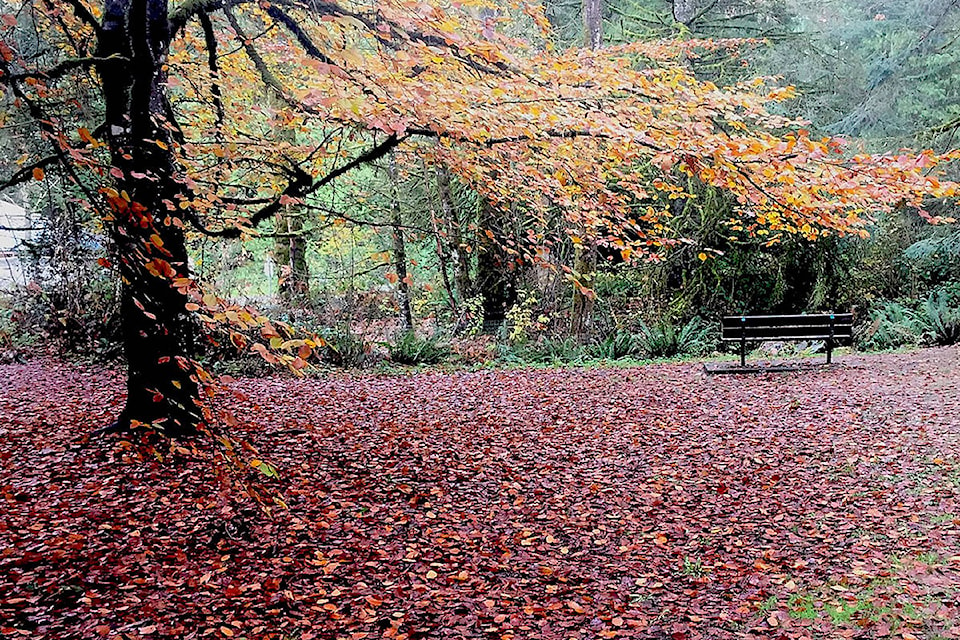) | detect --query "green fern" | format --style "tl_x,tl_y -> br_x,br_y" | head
387,331 -> 450,365
636,317 -> 712,358
923,290 -> 960,346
